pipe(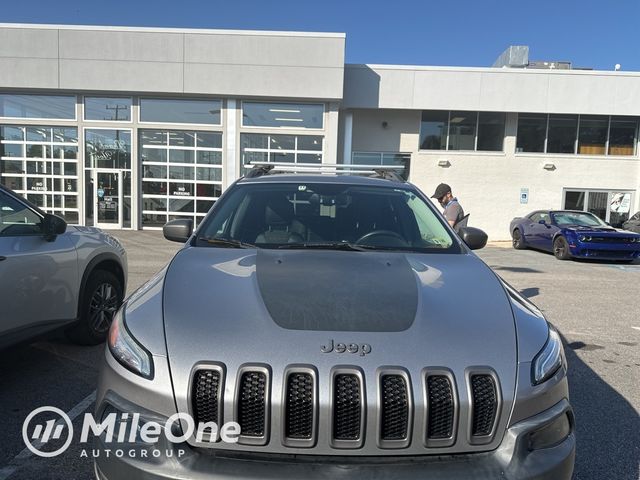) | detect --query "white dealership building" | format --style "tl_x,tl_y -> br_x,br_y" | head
1,23 -> 639,239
